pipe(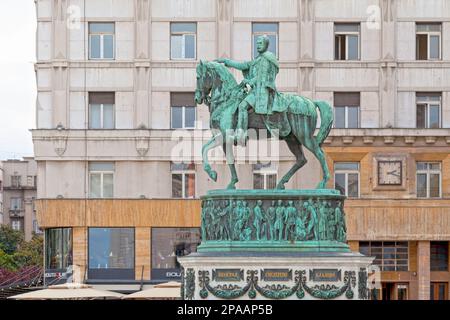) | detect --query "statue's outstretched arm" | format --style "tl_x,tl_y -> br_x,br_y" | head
225,59 -> 250,71
216,58 -> 250,71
